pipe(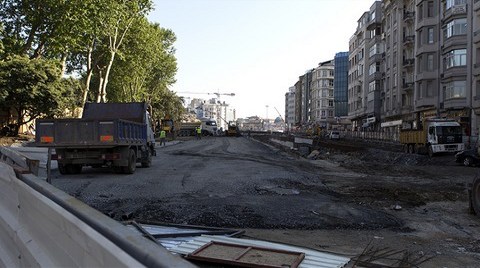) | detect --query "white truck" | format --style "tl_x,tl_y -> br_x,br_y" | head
200,118 -> 218,136
400,118 -> 464,157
